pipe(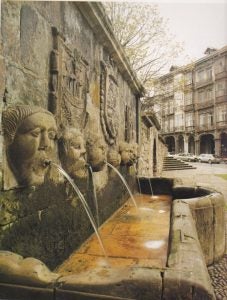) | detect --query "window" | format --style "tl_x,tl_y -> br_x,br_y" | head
216,80 -> 227,97
207,89 -> 213,101
198,90 -> 205,102
184,92 -> 192,105
207,113 -> 213,126
185,113 -> 193,127
184,72 -> 192,85
217,106 -> 227,122
175,113 -> 184,127
214,57 -> 225,74
199,114 -> 206,126
169,100 -> 174,113
197,70 -> 205,82
206,67 -> 212,80
169,117 -> 174,131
